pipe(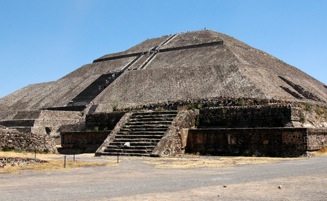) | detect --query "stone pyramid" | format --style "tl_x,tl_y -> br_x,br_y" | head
1,30 -> 326,117
1,30 -> 327,156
